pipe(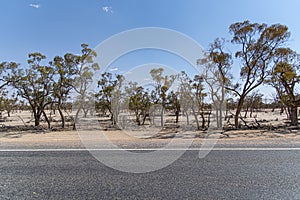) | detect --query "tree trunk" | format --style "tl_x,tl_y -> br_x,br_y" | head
192,108 -> 200,130
43,111 -> 51,129
160,108 -> 164,127
152,111 -> 155,125
250,107 -> 253,118
111,114 -> 116,125
234,96 -> 245,128
175,110 -> 179,124
34,111 -> 41,127
142,113 -> 148,125
83,108 -> 88,118
215,107 -> 219,128
290,106 -> 298,126
73,104 -> 83,130
58,107 -> 65,128
185,111 -> 189,125
135,111 -> 141,125
244,107 -> 248,118
218,104 -> 223,129
34,119 -> 39,126
200,113 -> 205,129
214,105 -> 223,129
280,106 -> 284,115
207,111 -> 211,128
